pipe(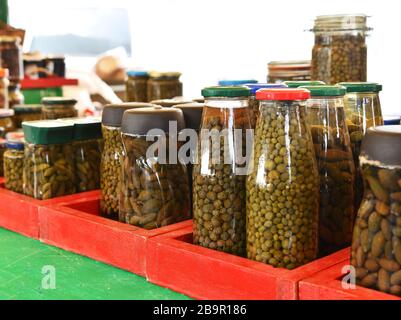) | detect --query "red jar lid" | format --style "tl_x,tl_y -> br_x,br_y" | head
256,88 -> 310,101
